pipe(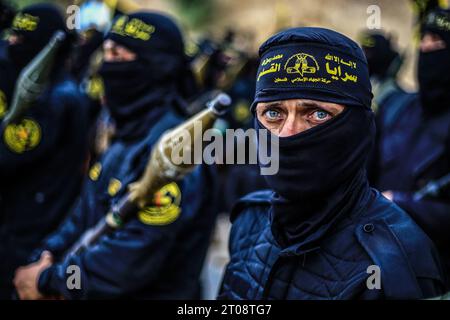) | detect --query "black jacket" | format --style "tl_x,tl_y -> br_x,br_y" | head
219,189 -> 446,299
0,71 -> 90,299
